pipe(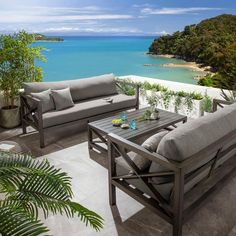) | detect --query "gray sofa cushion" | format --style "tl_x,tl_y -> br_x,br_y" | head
157,102 -> 236,162
31,89 -> 55,113
42,94 -> 136,128
131,131 -> 169,171
67,74 -> 117,101
24,81 -> 67,95
51,88 -> 74,111
148,103 -> 236,200
23,74 -> 117,102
